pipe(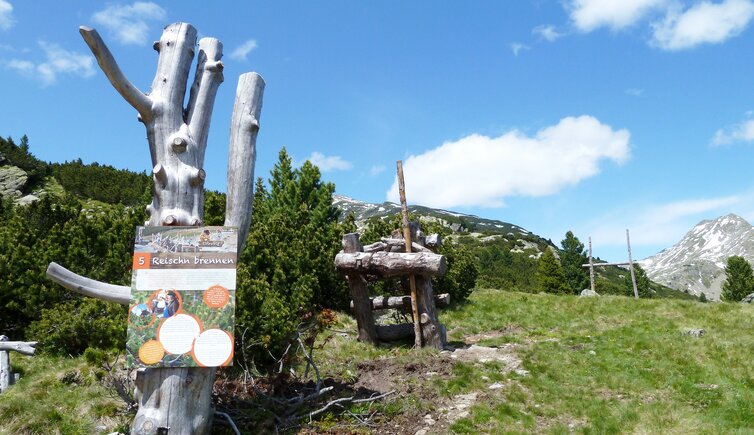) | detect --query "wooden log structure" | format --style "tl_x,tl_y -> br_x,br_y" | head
334,251 -> 446,278
350,293 -> 450,311
0,335 -> 37,393
46,22 -> 264,435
